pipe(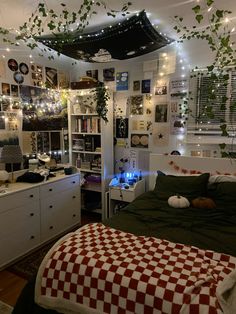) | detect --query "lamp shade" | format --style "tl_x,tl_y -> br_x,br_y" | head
0,145 -> 23,164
